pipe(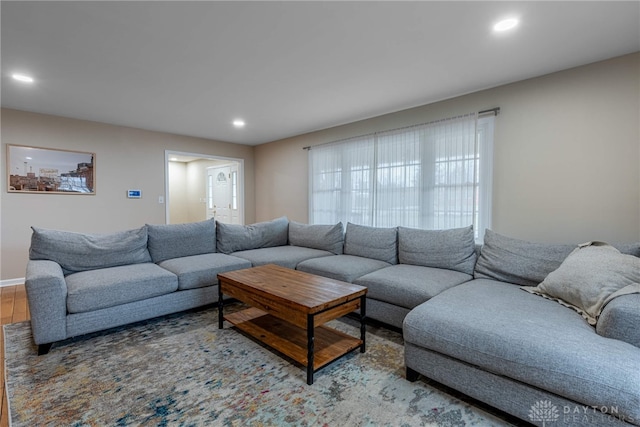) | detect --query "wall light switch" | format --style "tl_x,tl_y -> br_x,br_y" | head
158,196 -> 164,204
